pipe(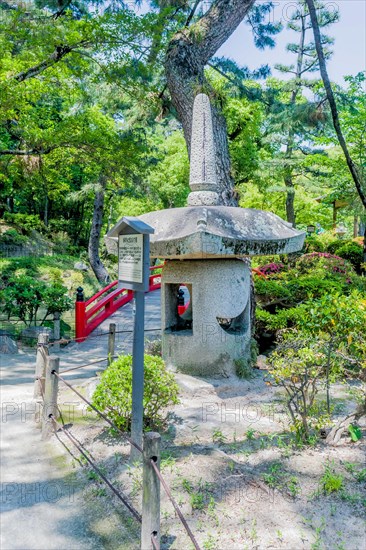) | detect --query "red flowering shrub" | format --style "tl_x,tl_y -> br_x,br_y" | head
258,262 -> 285,276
